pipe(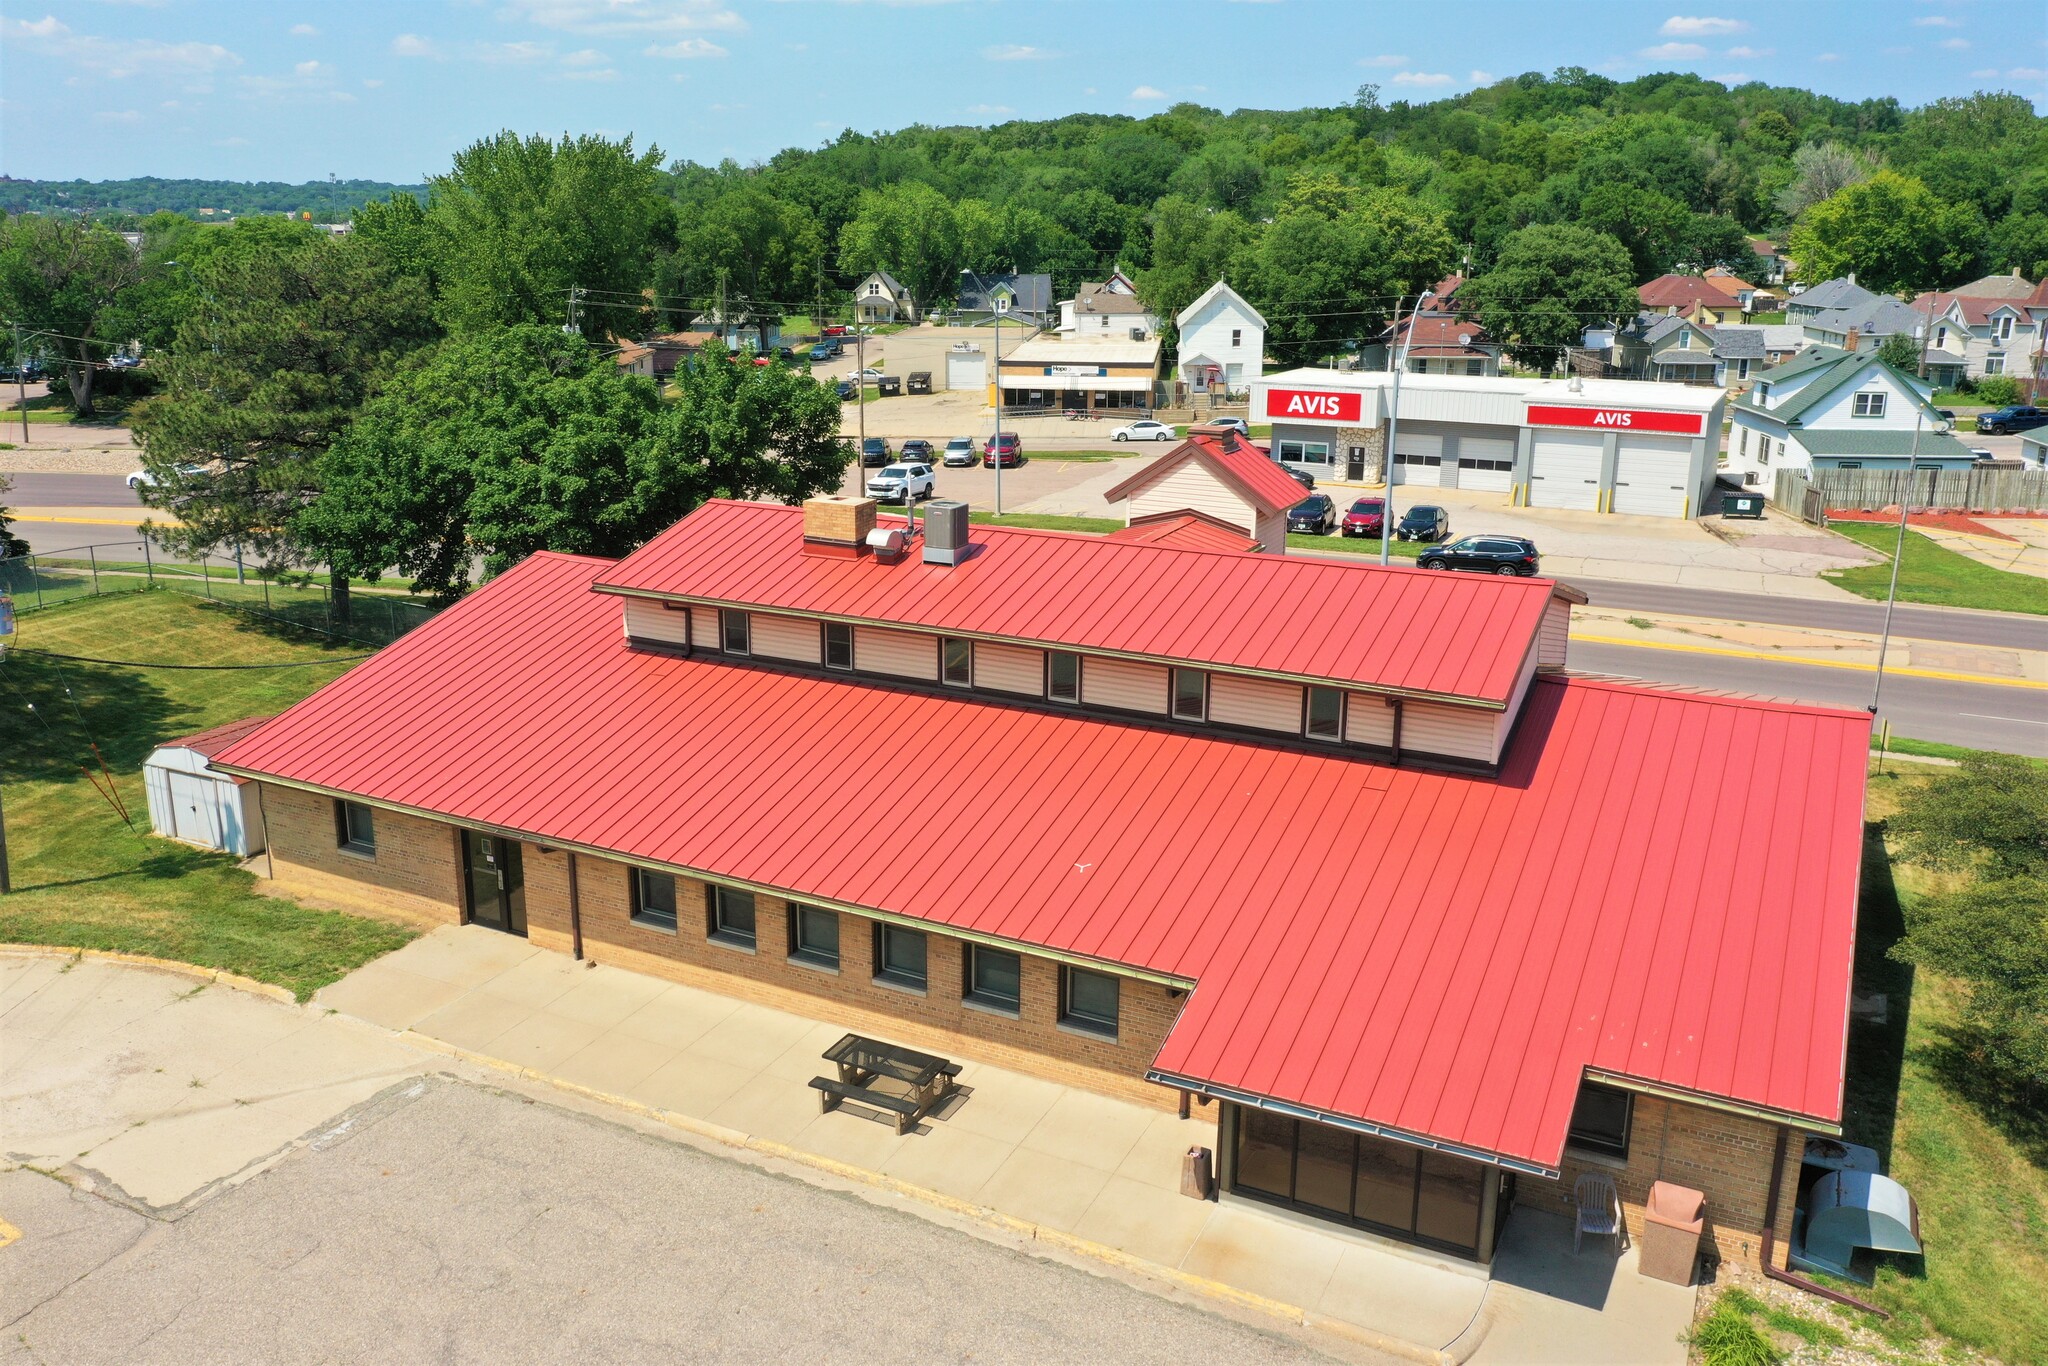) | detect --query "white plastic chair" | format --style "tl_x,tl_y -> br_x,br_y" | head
1572,1171 -> 1627,1254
